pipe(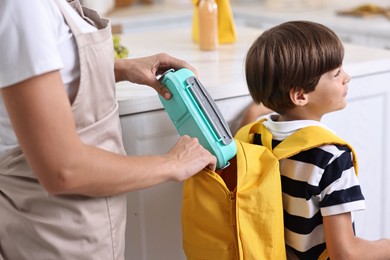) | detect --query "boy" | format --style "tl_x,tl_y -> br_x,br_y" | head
244,21 -> 390,259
